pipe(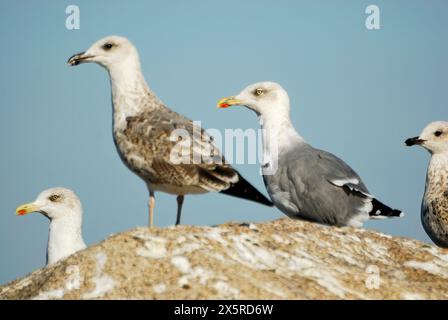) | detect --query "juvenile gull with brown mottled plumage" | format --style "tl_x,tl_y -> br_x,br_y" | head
67,36 -> 272,227
406,121 -> 448,248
